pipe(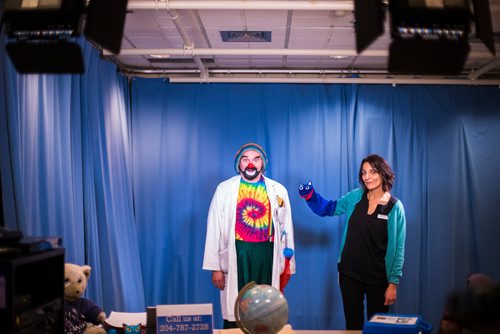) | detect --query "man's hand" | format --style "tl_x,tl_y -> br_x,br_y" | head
384,283 -> 398,306
299,181 -> 314,200
212,271 -> 225,290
